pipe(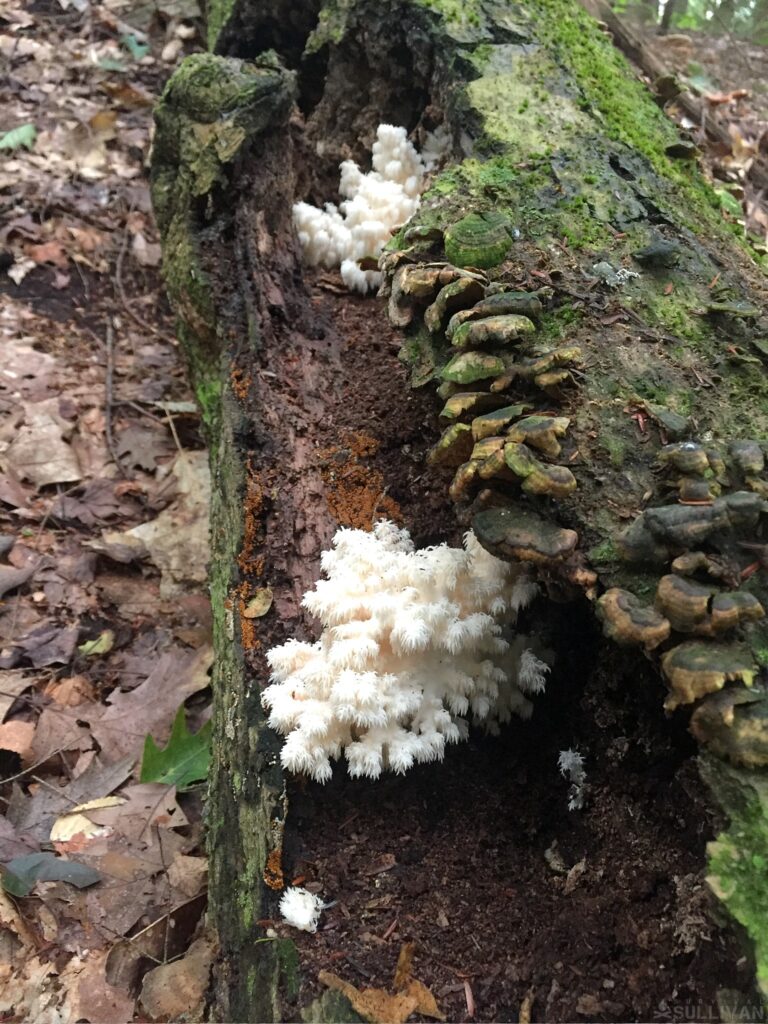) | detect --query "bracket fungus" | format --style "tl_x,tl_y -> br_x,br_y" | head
661,641 -> 757,711
506,415 -> 571,459
472,506 -> 578,566
690,686 -> 768,768
428,423 -> 474,467
441,350 -> 507,385
424,277 -> 485,333
444,211 -> 517,269
439,392 -> 511,422
503,443 -> 578,499
471,403 -> 533,441
450,314 -> 537,350
596,588 -> 671,651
